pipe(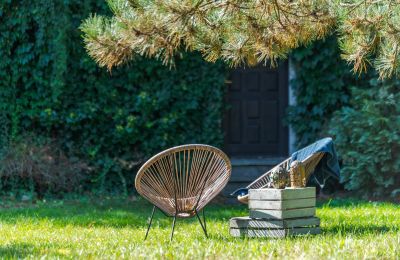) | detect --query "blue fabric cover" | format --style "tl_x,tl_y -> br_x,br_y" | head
290,137 -> 340,183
